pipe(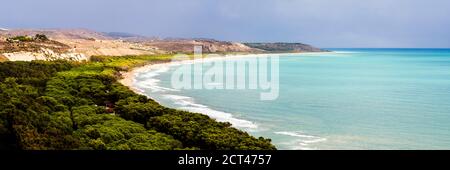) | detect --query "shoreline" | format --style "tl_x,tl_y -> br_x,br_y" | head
118,52 -> 333,129
119,51 -> 334,93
